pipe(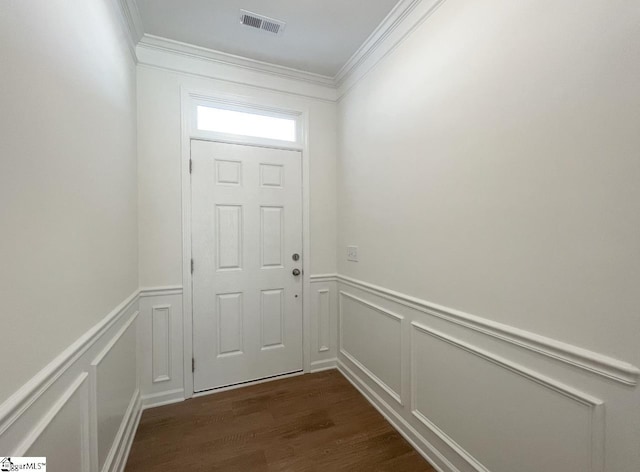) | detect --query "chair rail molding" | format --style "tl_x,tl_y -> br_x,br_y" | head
139,286 -> 184,298
13,373 -> 90,460
0,289 -> 141,472
0,291 -> 139,436
335,274 -> 640,386
334,274 -> 635,471
308,273 -> 339,283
